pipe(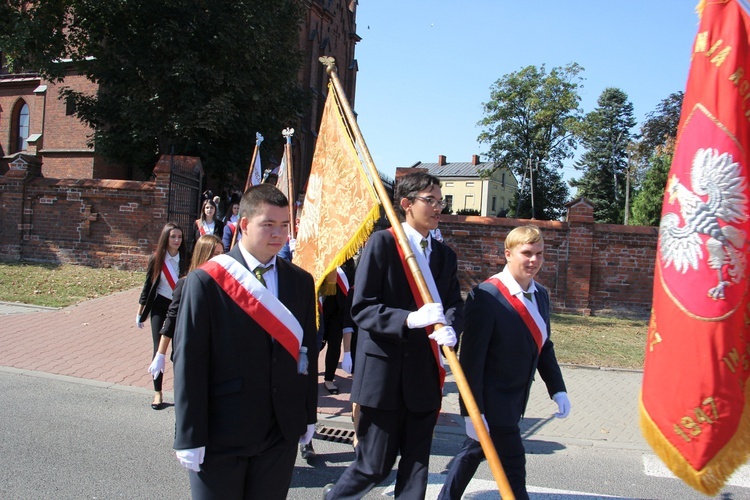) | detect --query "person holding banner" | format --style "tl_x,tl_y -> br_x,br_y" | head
135,222 -> 188,409
438,225 -> 570,500
172,184 -> 318,499
325,172 -> 463,500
